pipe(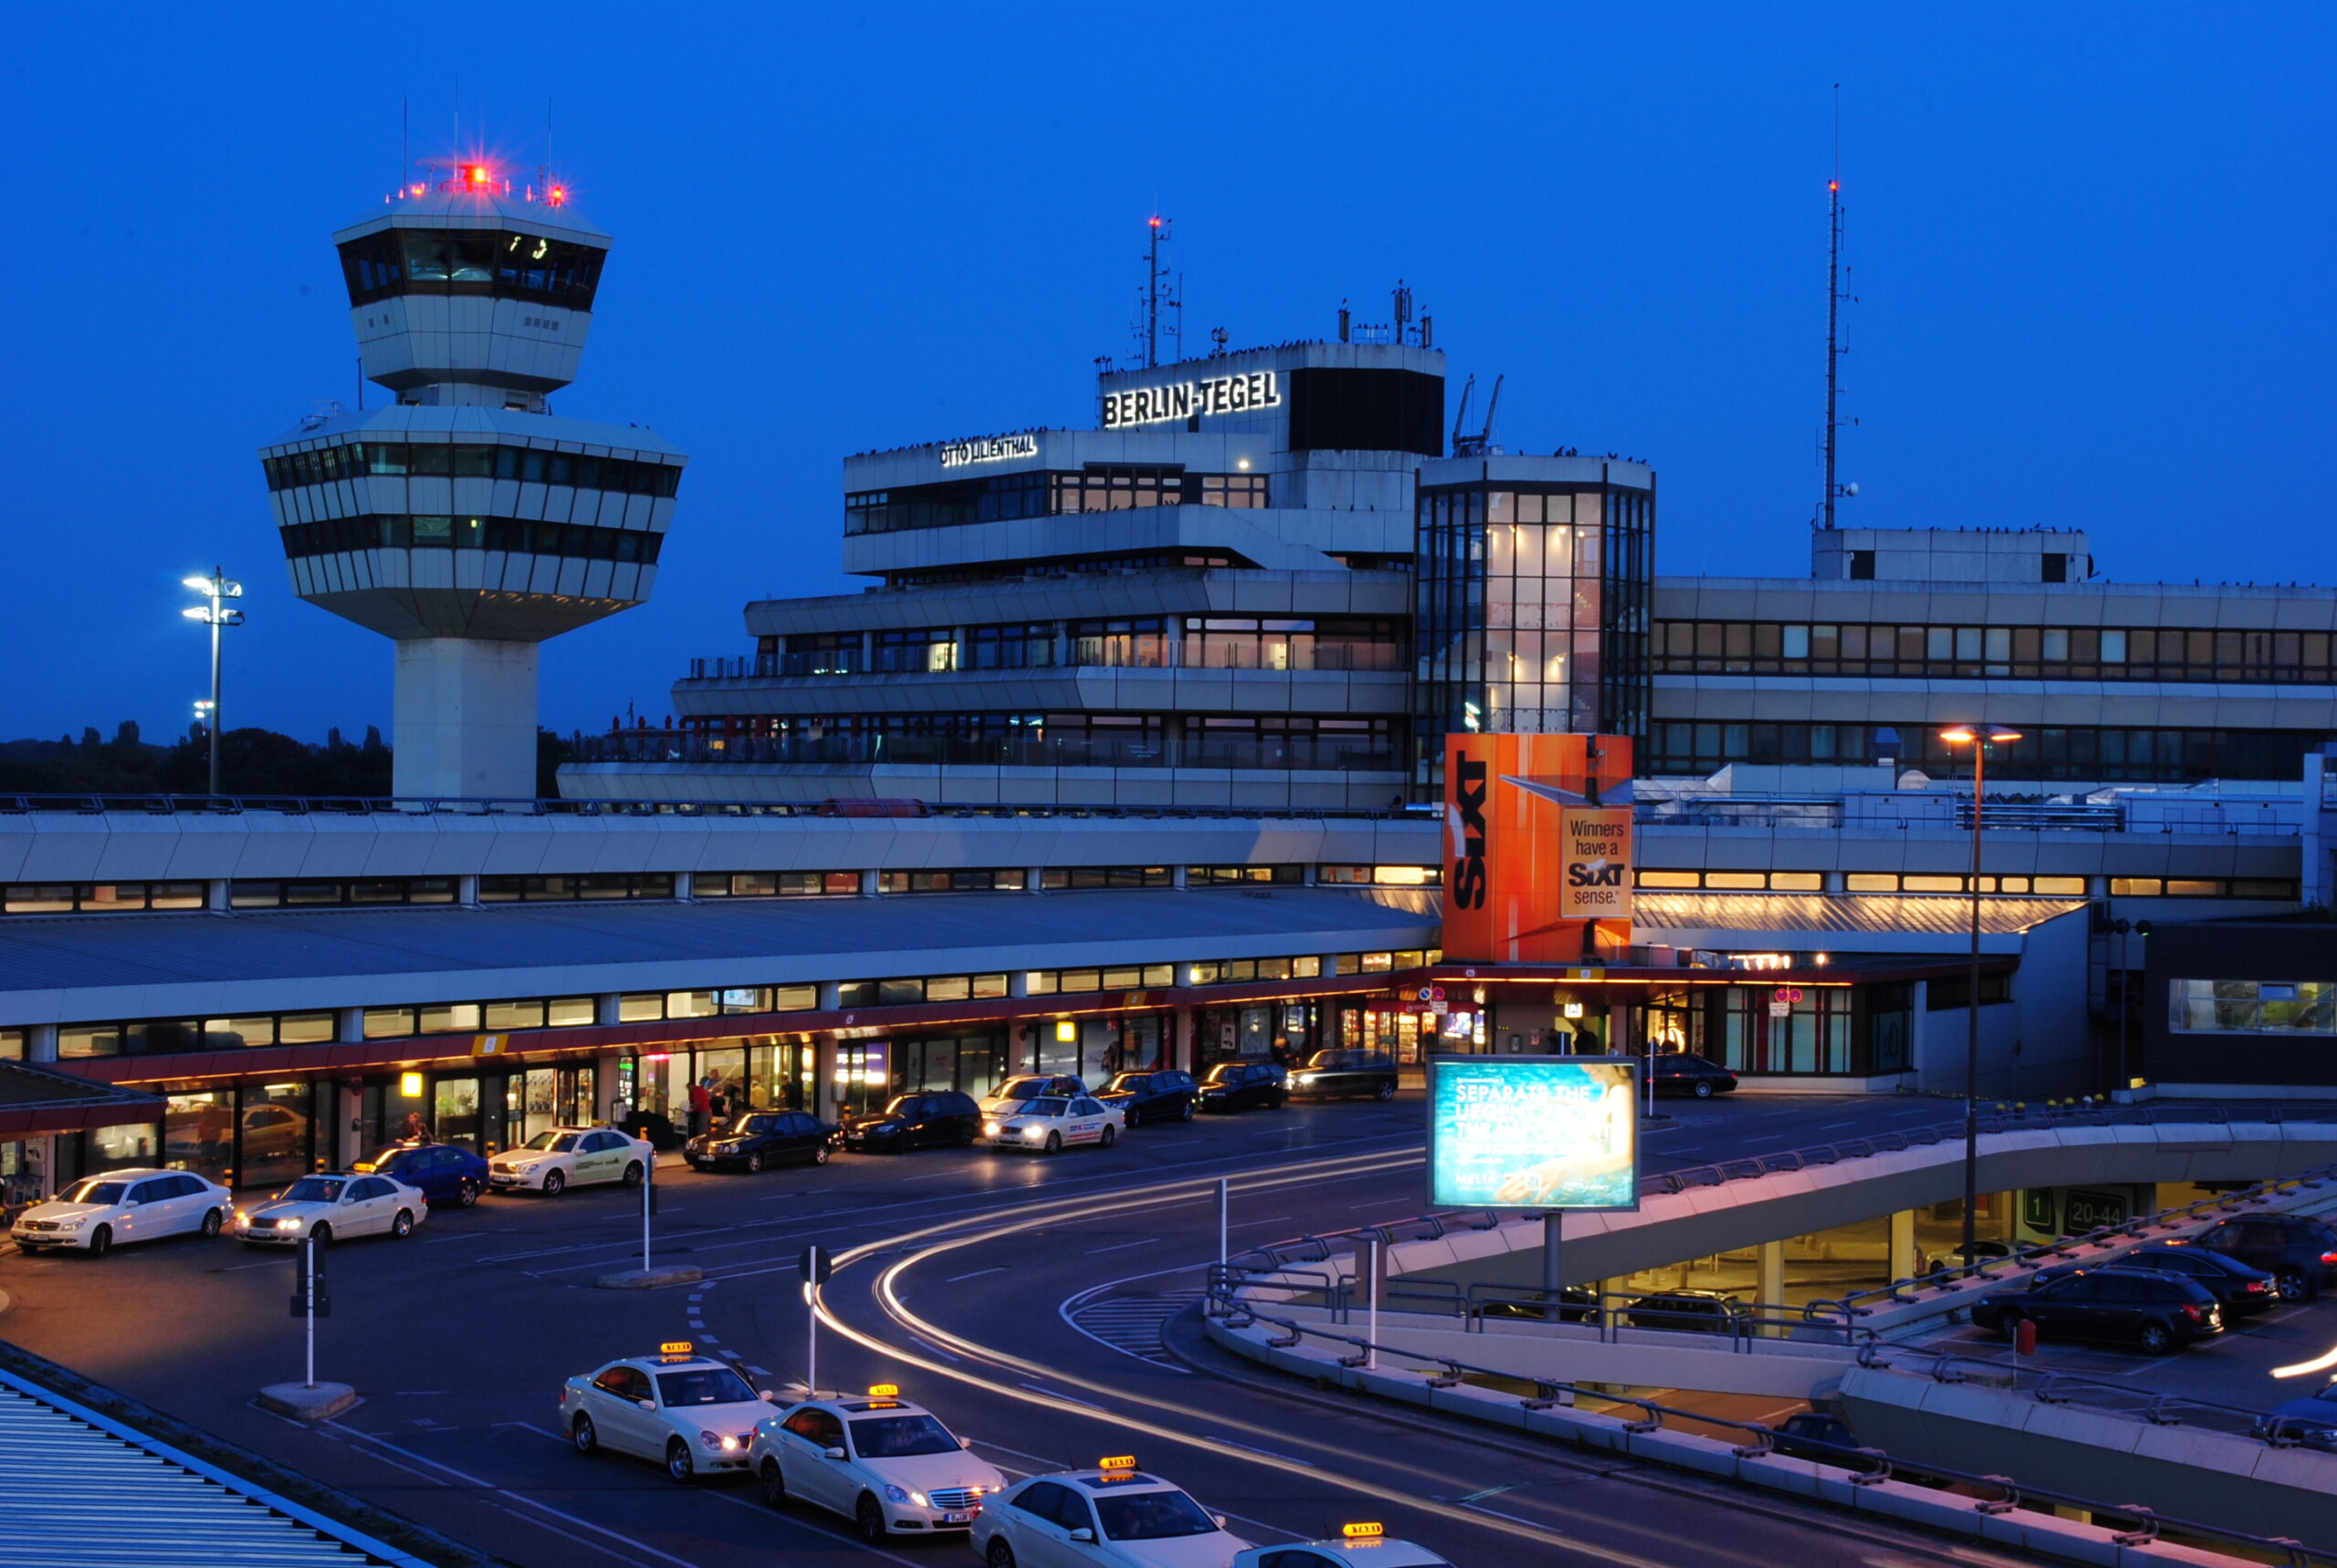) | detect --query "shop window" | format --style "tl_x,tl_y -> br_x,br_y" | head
240,1082 -> 312,1190
88,1120 -> 160,1174
164,1092 -> 234,1185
